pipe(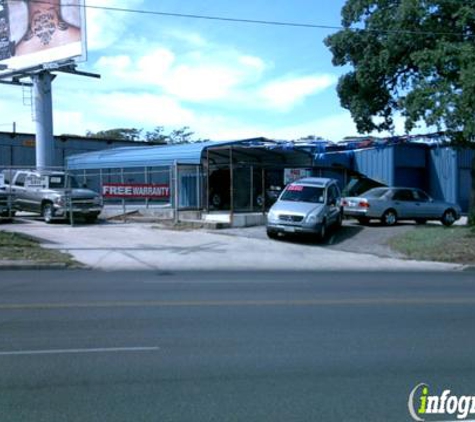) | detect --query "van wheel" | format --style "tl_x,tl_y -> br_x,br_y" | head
335,211 -> 343,228
266,229 -> 278,240
42,203 -> 54,224
317,220 -> 327,242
